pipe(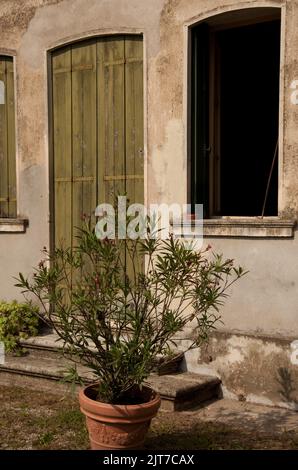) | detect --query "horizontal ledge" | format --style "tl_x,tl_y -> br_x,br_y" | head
0,218 -> 28,233
172,218 -> 296,238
